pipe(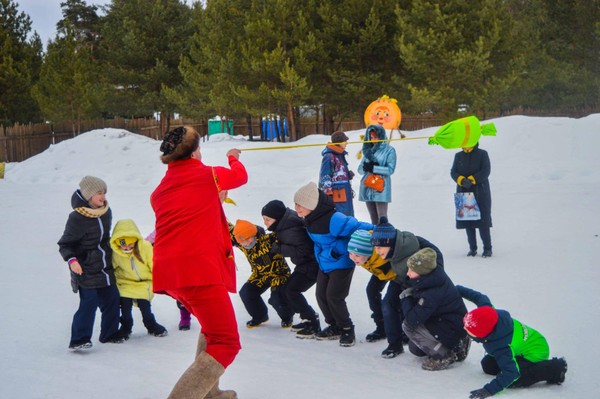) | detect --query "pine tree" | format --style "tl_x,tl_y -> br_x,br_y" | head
0,0 -> 43,128
33,20 -> 106,134
395,0 -> 525,117
100,0 -> 194,132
